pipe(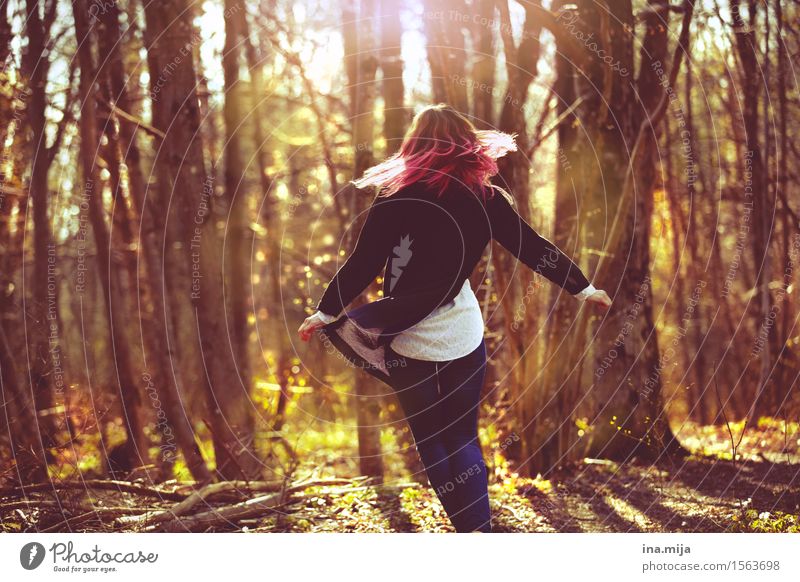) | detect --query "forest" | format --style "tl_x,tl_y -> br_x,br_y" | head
0,0 -> 799,533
